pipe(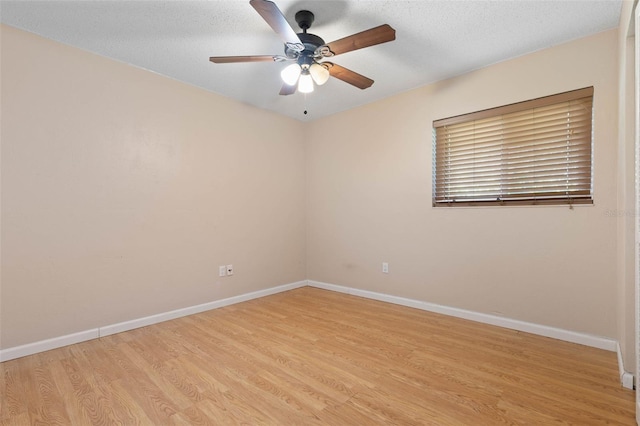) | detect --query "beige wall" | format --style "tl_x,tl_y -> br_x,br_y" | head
0,25 -> 307,349
616,0 -> 637,374
307,29 -> 620,340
